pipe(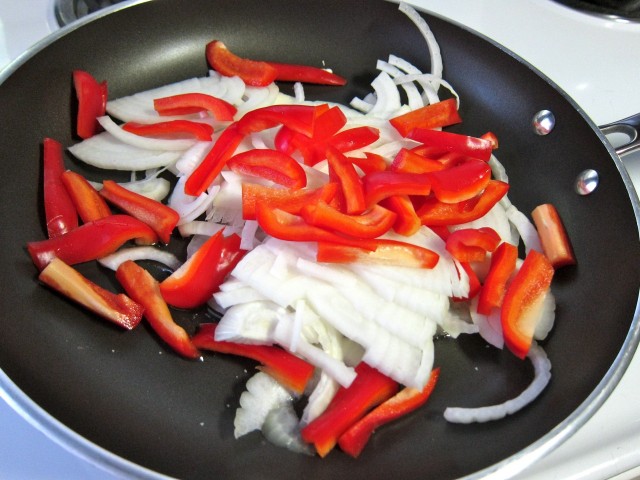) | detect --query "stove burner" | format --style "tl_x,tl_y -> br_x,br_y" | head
552,0 -> 640,20
54,0 -> 127,26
